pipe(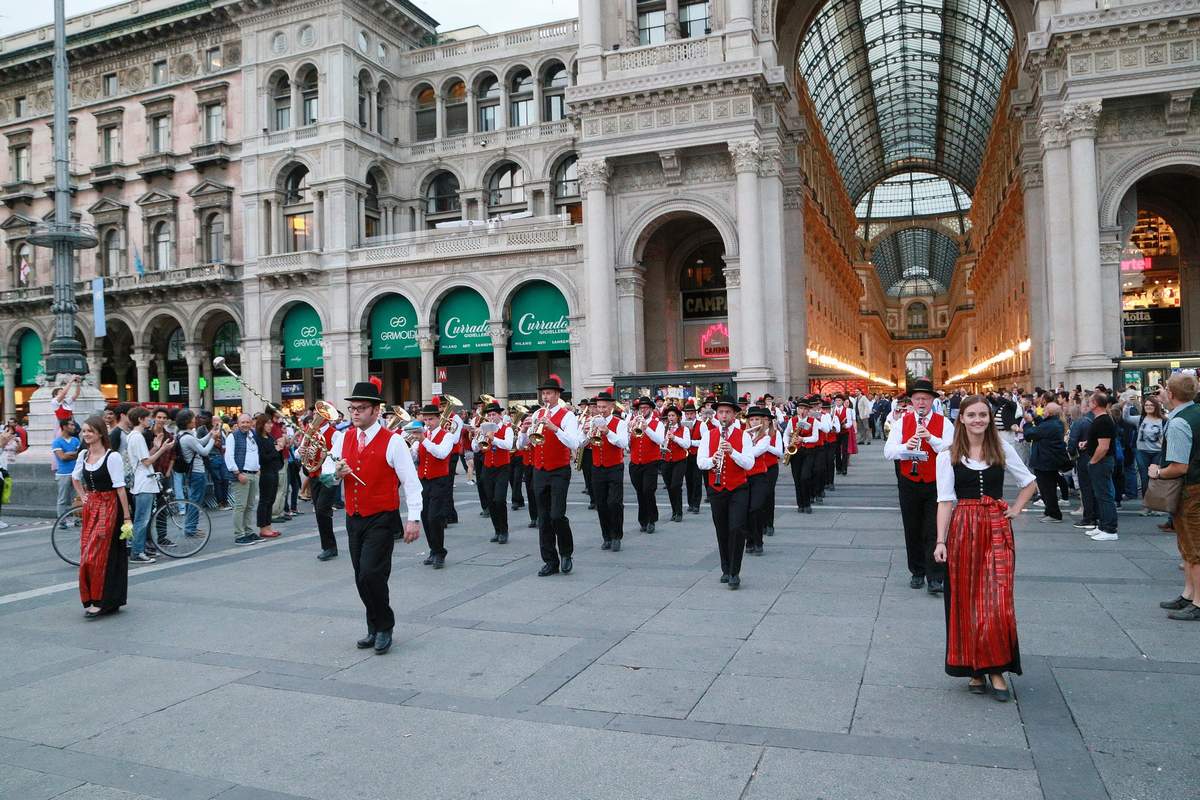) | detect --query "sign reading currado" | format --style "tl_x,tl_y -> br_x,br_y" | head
438,288 -> 491,354
510,281 -> 570,352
